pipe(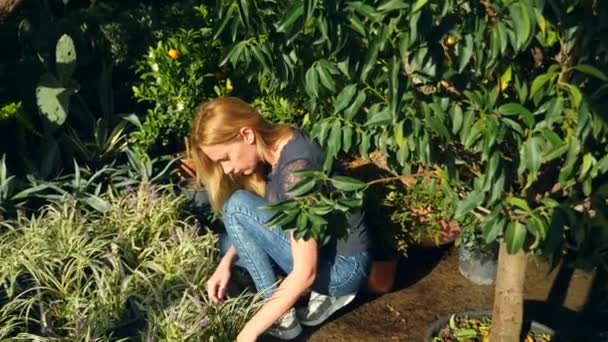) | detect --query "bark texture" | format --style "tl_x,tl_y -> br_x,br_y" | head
490,240 -> 528,342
